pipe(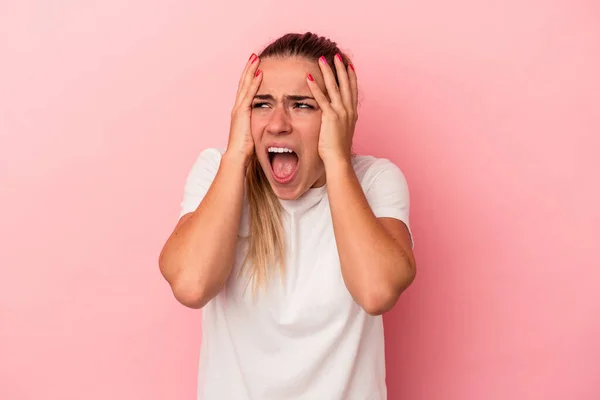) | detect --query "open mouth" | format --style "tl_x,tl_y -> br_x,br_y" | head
267,146 -> 299,184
